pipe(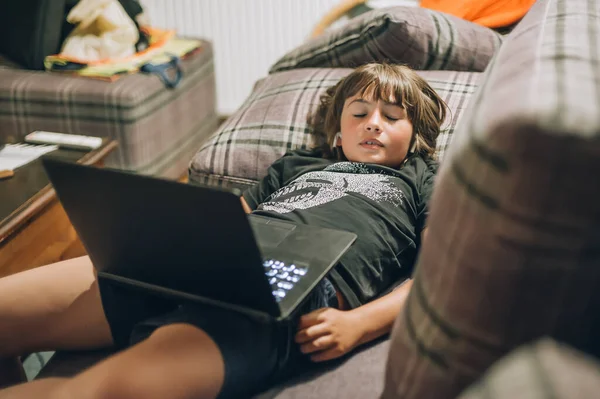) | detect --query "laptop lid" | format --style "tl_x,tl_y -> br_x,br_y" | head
43,157 -> 282,317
